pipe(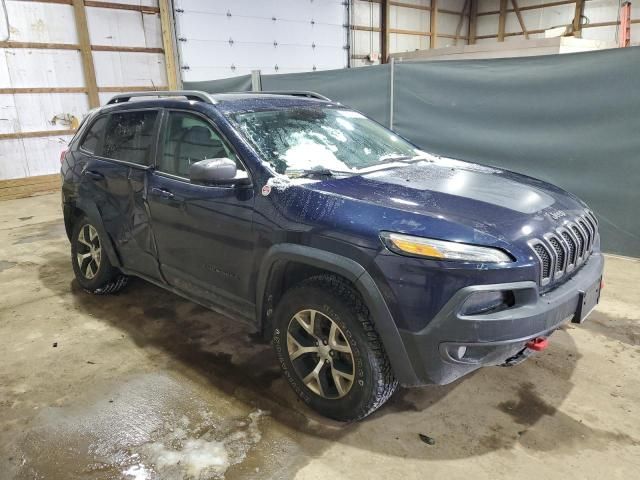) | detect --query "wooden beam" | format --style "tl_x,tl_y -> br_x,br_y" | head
0,86 -> 168,95
0,174 -> 62,202
158,0 -> 180,90
389,28 -> 431,37
468,0 -> 478,44
381,0 -> 389,63
0,41 -> 163,54
0,41 -> 78,50
84,1 -> 160,13
98,85 -> 167,92
91,45 -> 164,53
511,0 -> 529,39
0,129 -> 76,140
498,0 -> 508,41
13,0 -> 160,13
0,87 -> 87,94
71,0 -> 100,108
453,0 -> 470,45
478,0 -> 575,17
389,1 -> 430,11
572,0 -> 585,37
430,0 -> 438,48
386,1 -> 465,15
351,25 -> 381,33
